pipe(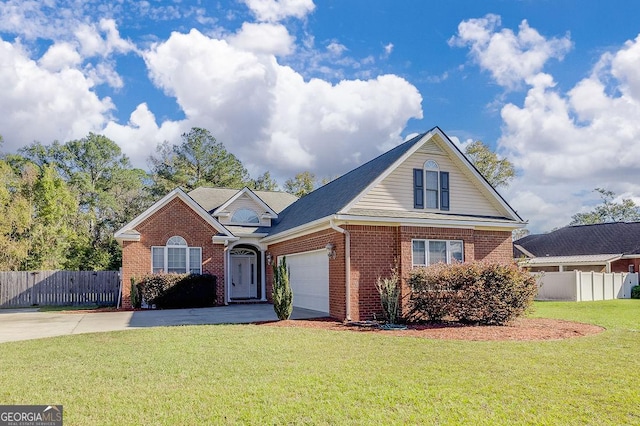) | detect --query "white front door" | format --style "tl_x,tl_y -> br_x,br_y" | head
231,256 -> 257,299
